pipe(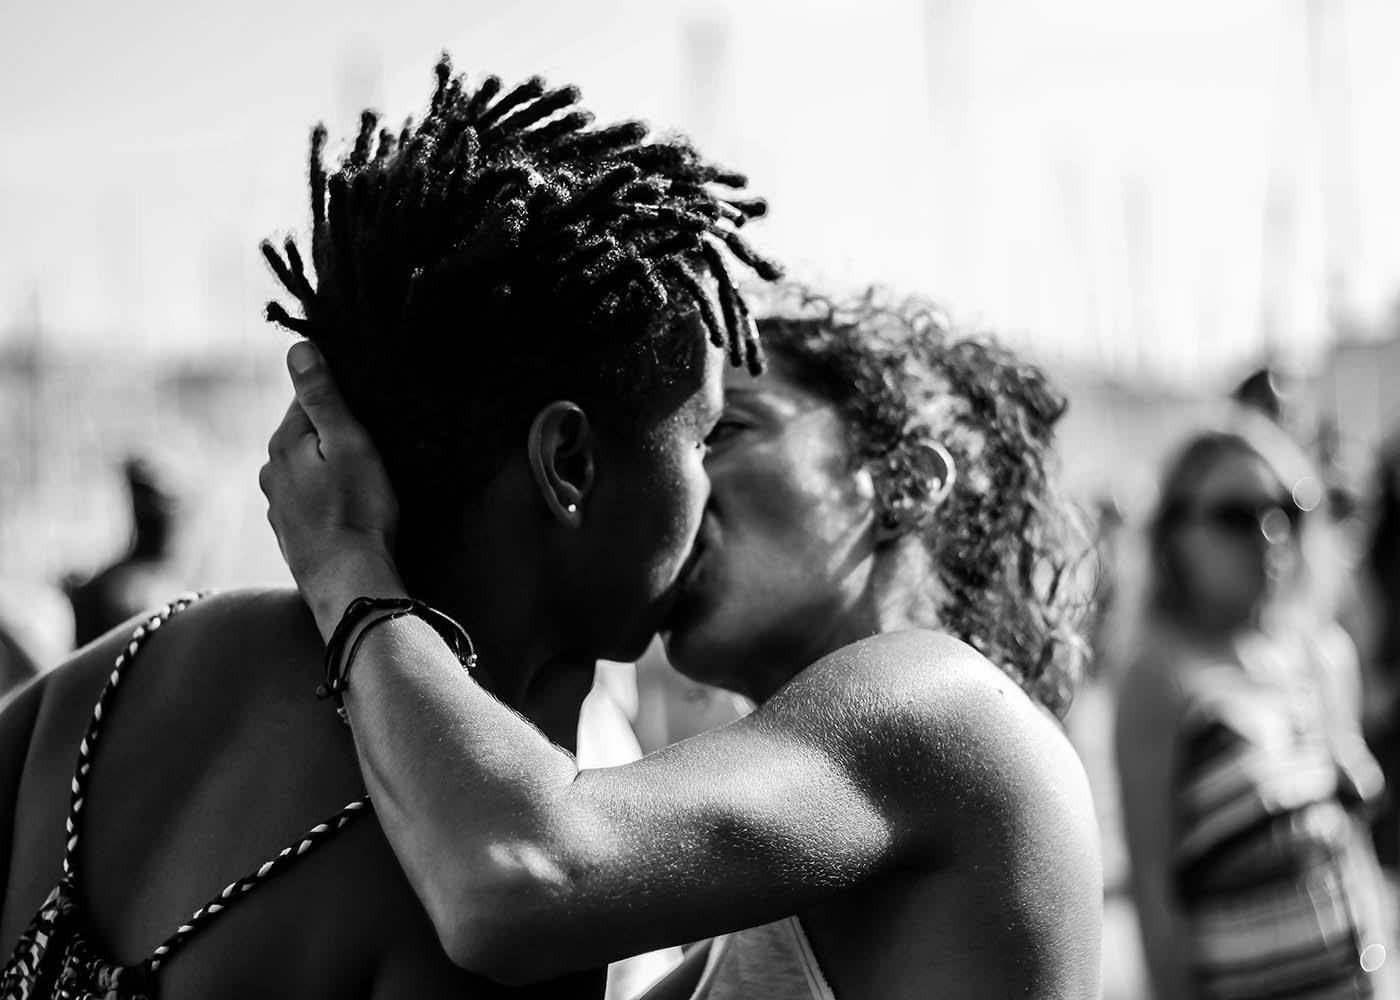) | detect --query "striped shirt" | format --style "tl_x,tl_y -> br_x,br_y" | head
1171,630 -> 1394,998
